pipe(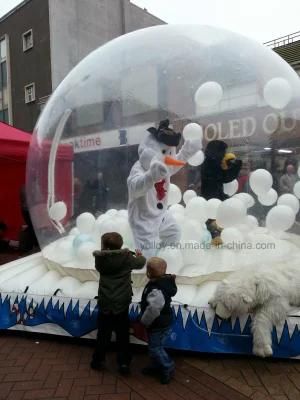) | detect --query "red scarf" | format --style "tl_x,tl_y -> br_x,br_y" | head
154,179 -> 167,201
